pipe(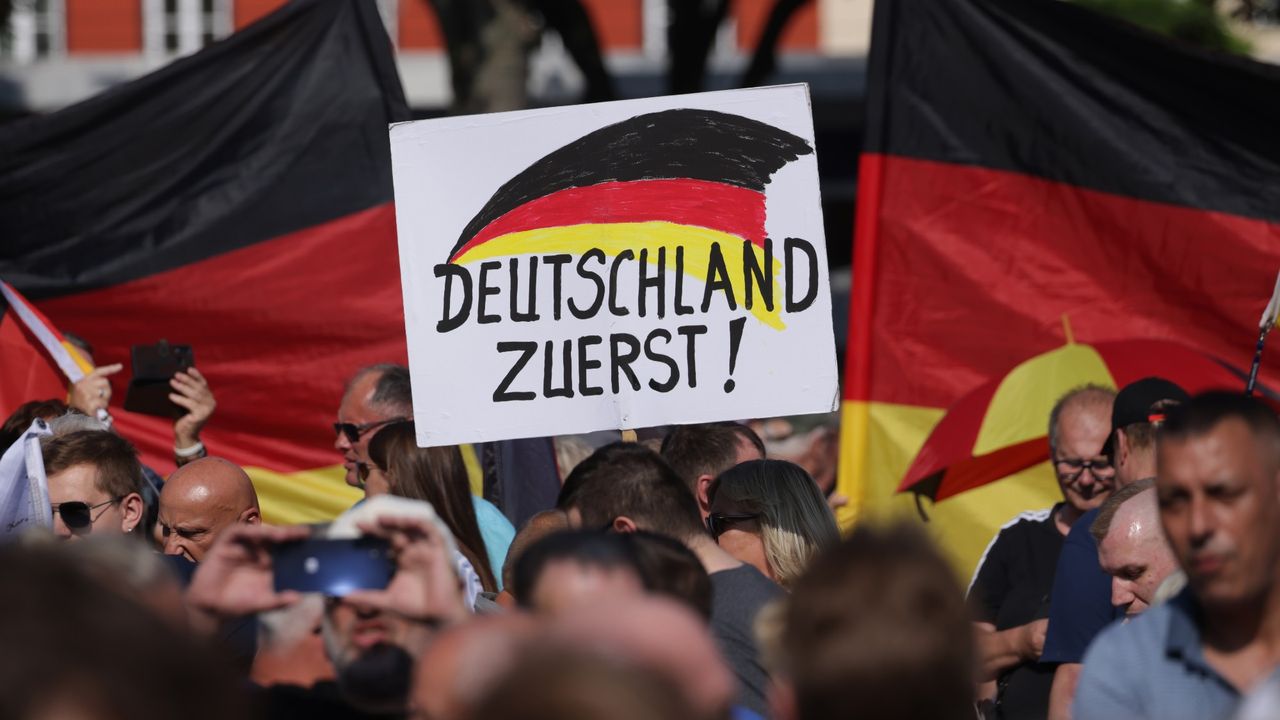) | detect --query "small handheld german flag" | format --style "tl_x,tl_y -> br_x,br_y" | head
0,280 -> 94,415
1246,268 -> 1280,395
